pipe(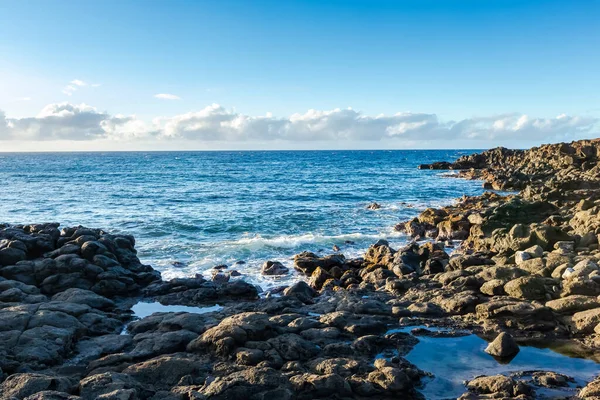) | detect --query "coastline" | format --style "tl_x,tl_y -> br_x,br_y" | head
2,140 -> 600,399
